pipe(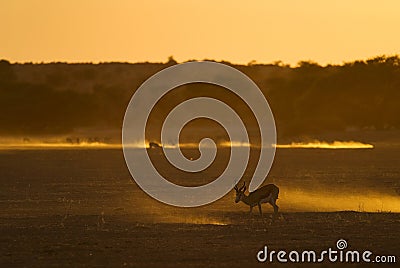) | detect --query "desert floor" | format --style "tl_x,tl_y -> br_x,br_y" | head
1,148 -> 399,267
